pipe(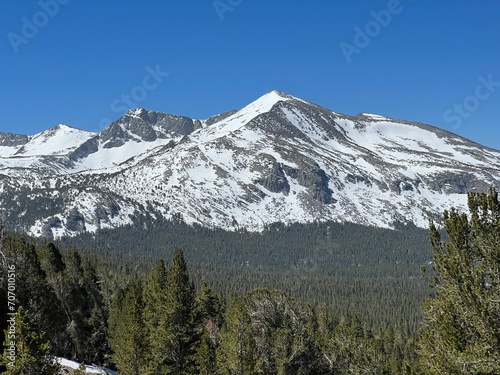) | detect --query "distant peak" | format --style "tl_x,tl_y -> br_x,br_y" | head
238,91 -> 291,116
263,90 -> 310,104
55,123 -> 76,129
38,124 -> 95,137
263,90 -> 298,100
39,124 -> 78,134
267,89 -> 288,97
125,108 -> 147,117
